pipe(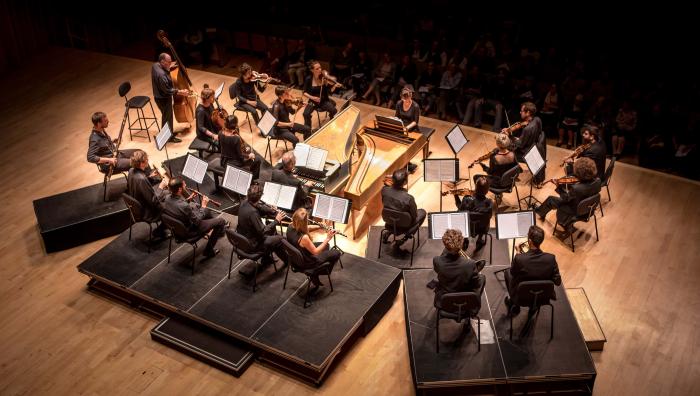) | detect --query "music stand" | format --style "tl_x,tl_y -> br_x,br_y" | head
155,123 -> 173,175
424,158 -> 459,211
495,210 -> 535,264
312,192 -> 352,249
428,211 -> 471,240
445,124 -> 469,158
258,111 -> 276,137
519,145 -> 546,209
222,164 -> 253,196
181,154 -> 209,204
214,82 -> 224,100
